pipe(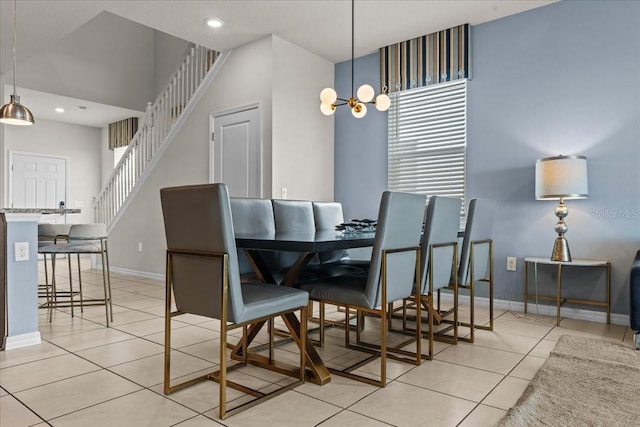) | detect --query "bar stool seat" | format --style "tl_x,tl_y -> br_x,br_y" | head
38,224 -> 113,326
